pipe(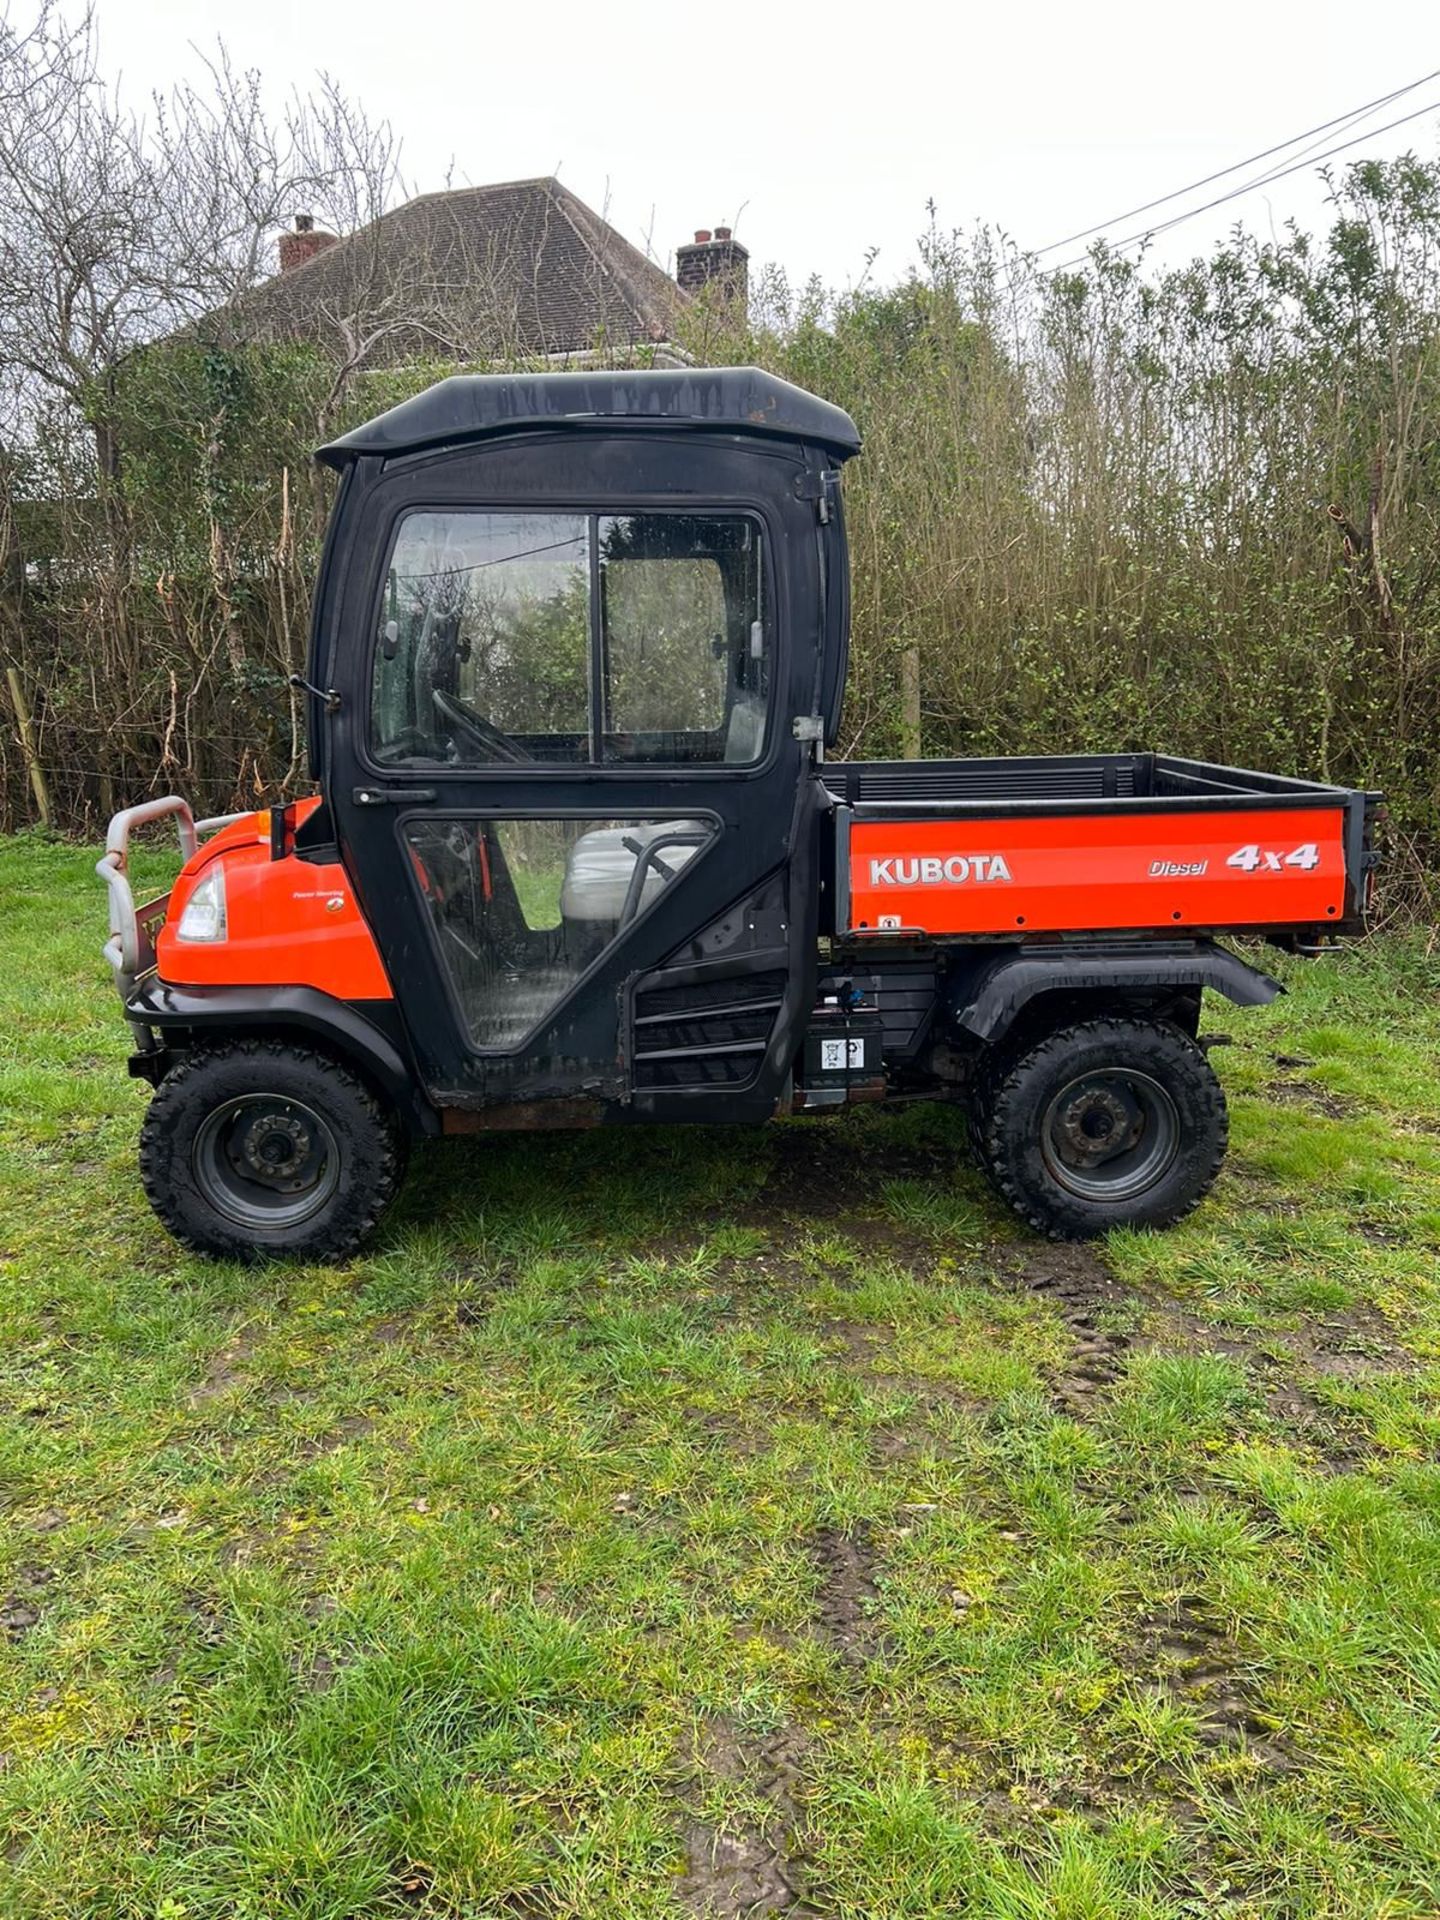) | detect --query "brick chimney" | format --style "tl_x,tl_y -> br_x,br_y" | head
676,224 -> 748,312
278,213 -> 339,274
